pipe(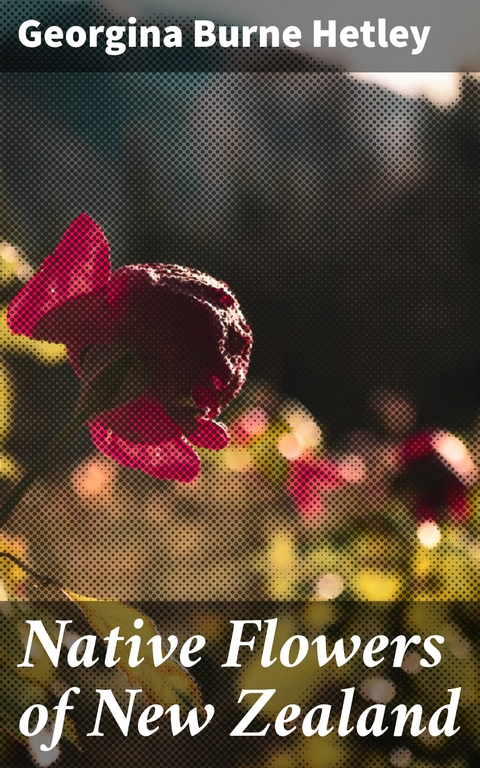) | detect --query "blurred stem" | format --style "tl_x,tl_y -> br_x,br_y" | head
0,409 -> 89,528
0,350 -> 136,528
0,551 -> 59,588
